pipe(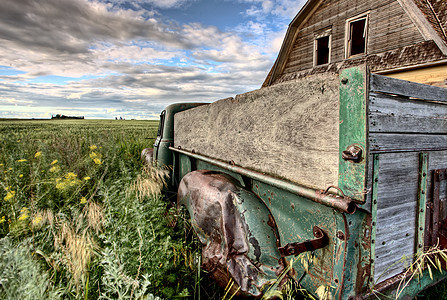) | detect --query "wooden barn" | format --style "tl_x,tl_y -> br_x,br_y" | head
264,0 -> 447,88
